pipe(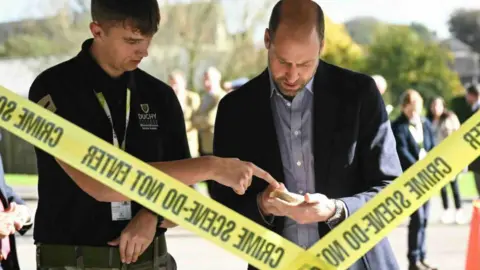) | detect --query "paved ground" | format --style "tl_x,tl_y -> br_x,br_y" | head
14,197 -> 475,270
